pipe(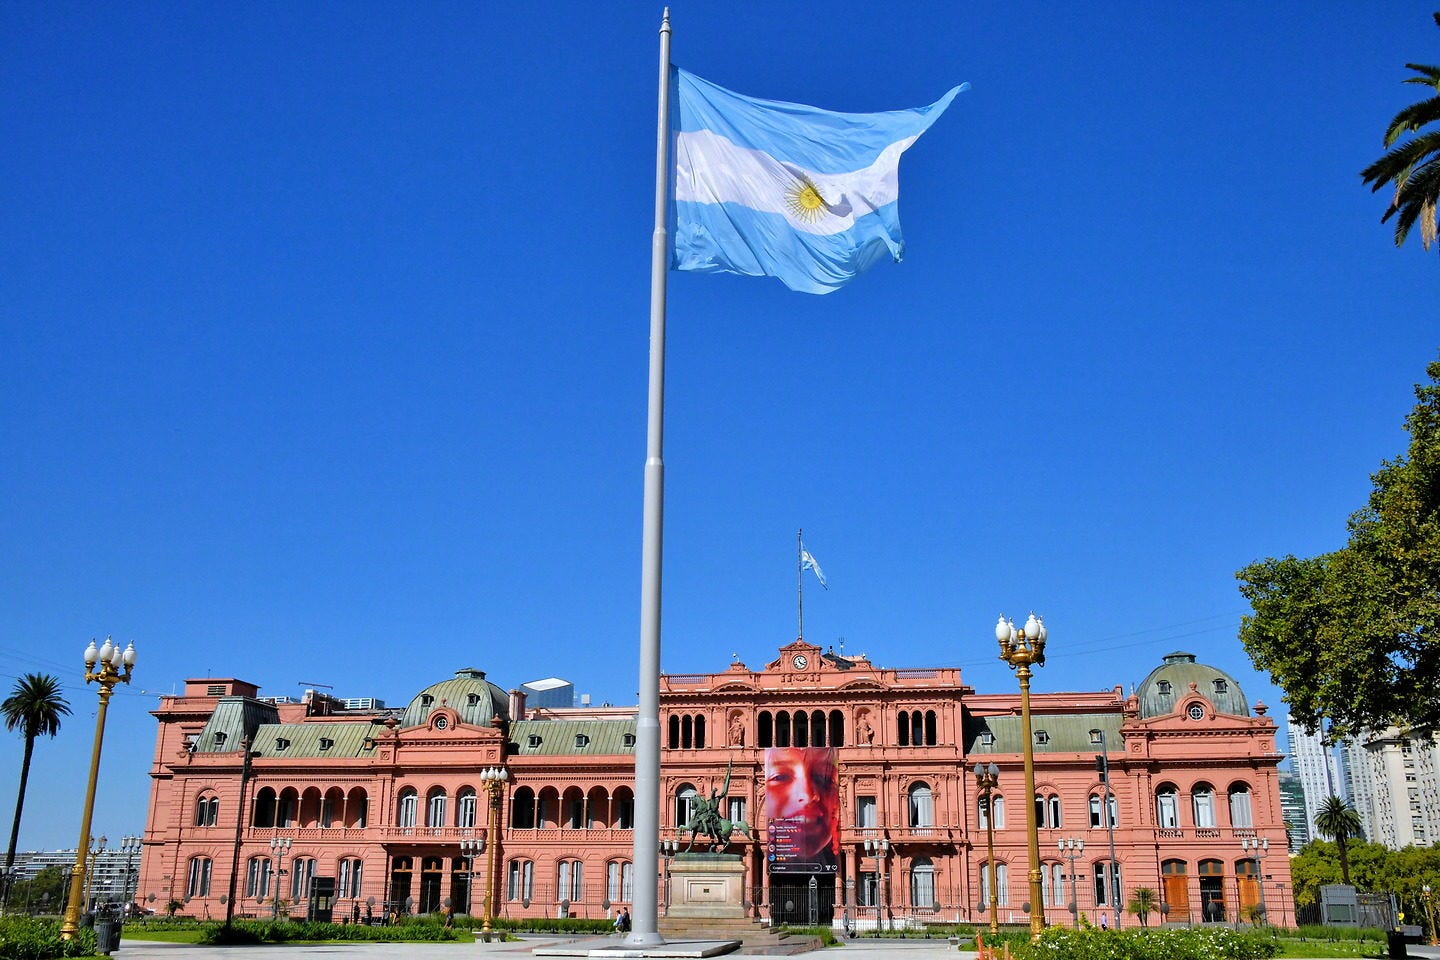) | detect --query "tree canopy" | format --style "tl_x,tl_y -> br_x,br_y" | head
1236,357 -> 1440,739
